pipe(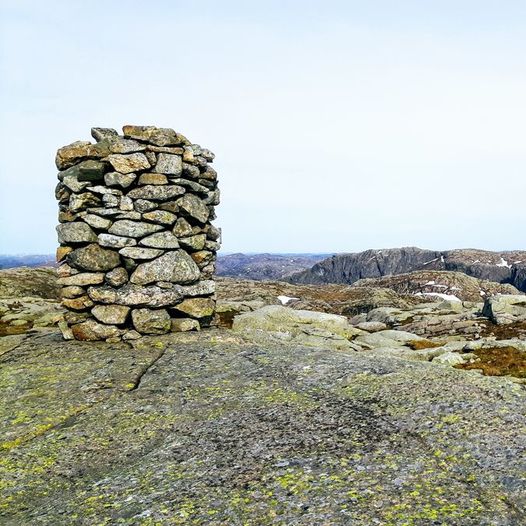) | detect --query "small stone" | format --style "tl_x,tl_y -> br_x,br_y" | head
57,272 -> 105,286
116,211 -> 142,220
104,137 -> 146,154
69,192 -> 101,212
61,286 -> 85,298
62,295 -> 94,311
86,185 -> 123,196
133,199 -> 158,213
122,125 -> 183,147
56,246 -> 73,262
107,153 -> 150,174
179,234 -> 206,251
159,201 -> 179,213
58,320 -> 74,340
177,194 -> 209,223
138,173 -> 168,185
119,196 -> 134,211
75,160 -> 108,182
108,220 -> 164,238
205,224 -> 221,241
171,318 -> 200,332
131,308 -> 171,334
172,217 -> 193,237
173,297 -> 215,319
71,319 -> 122,341
123,330 -> 142,341
204,189 -> 220,205
92,304 -> 130,325
201,148 -> 215,161
169,178 -> 209,194
140,231 -> 180,249
130,250 -> 200,285
146,145 -> 184,154
58,209 -> 77,223
98,233 -> 137,249
57,263 -> 77,278
91,127 -> 118,141
144,151 -> 157,166
102,194 -> 120,207
200,165 -> 217,181
68,244 -> 121,271
62,174 -> 91,193
183,163 -> 200,178
204,240 -> 221,251
191,250 -> 214,267
104,171 -> 137,188
126,184 -> 185,201
142,210 -> 177,225
119,247 -> 164,260
80,213 -> 112,230
88,284 -> 183,307
57,222 -> 97,244
182,146 -> 195,163
153,153 -> 183,175
105,267 -> 128,287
